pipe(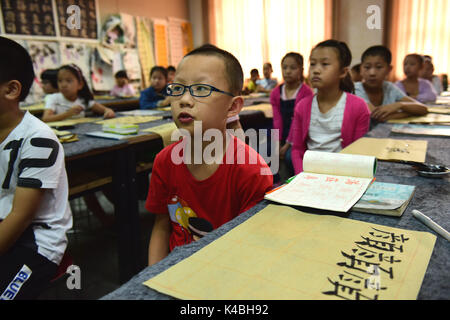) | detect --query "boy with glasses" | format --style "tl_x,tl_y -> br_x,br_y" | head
146,45 -> 273,265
